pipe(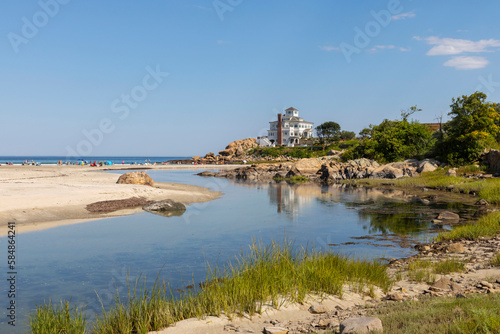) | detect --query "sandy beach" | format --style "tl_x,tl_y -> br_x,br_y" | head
0,164 -> 237,236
